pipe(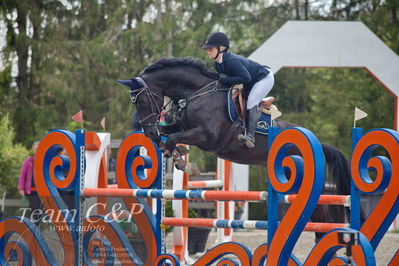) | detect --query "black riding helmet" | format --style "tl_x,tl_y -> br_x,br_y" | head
202,32 -> 230,49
